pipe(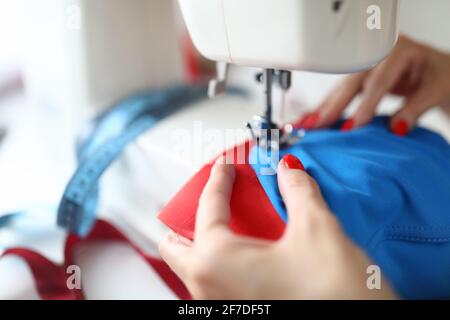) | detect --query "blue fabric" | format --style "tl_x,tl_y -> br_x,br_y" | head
249,116 -> 450,299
